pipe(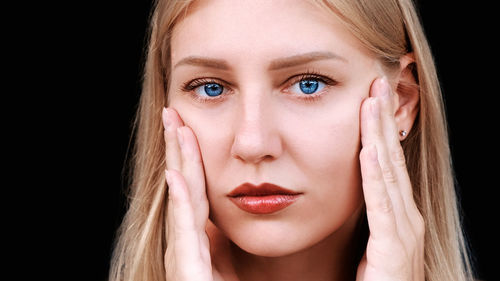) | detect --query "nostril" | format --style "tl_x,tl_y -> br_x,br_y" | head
232,153 -> 274,164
